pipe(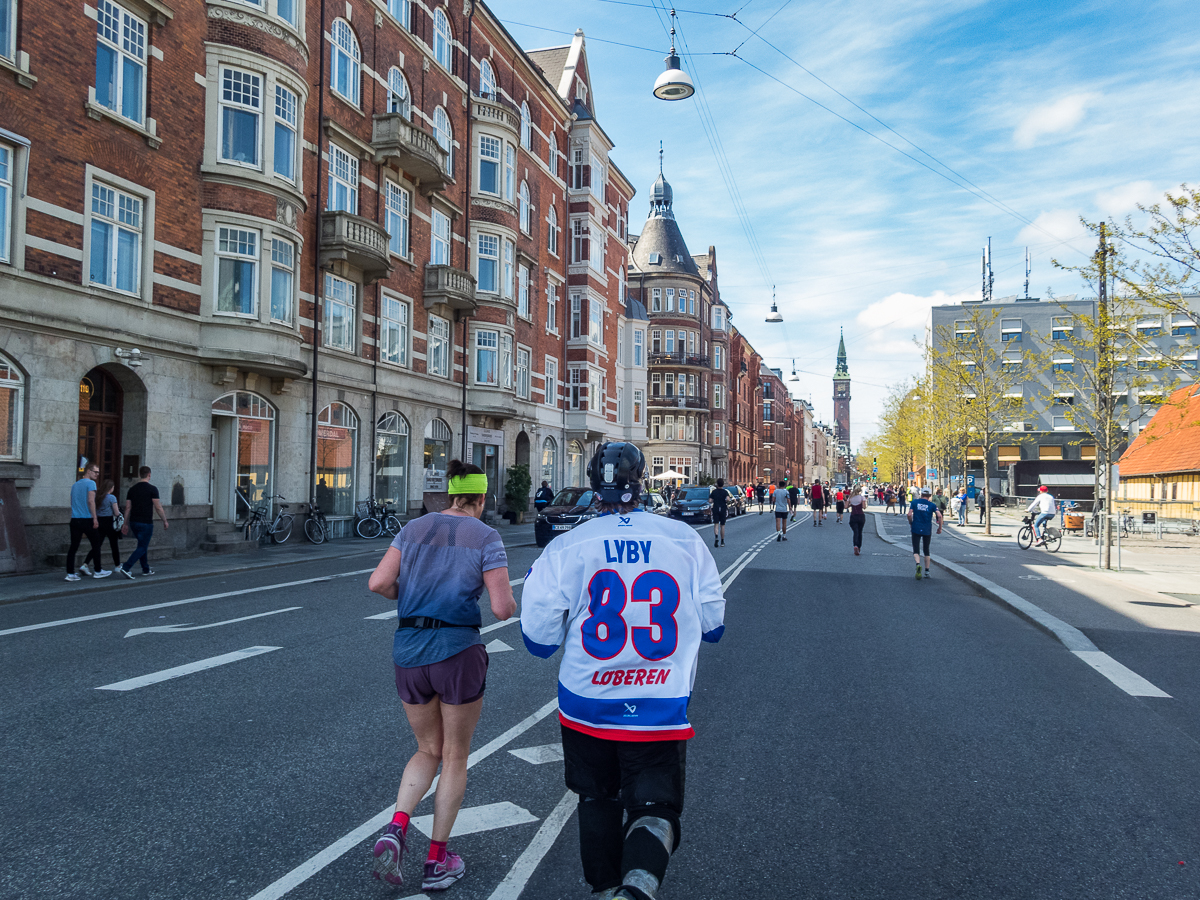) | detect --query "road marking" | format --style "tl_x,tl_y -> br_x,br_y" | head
411,802 -> 538,839
485,638 -> 514,653
96,646 -> 281,691
364,609 -> 398,620
246,697 -> 560,900
721,533 -> 778,592
481,617 -> 519,634
1072,651 -> 1172,697
486,790 -> 576,900
509,743 -> 564,765
1,570 -> 374,637
124,607 -> 302,638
